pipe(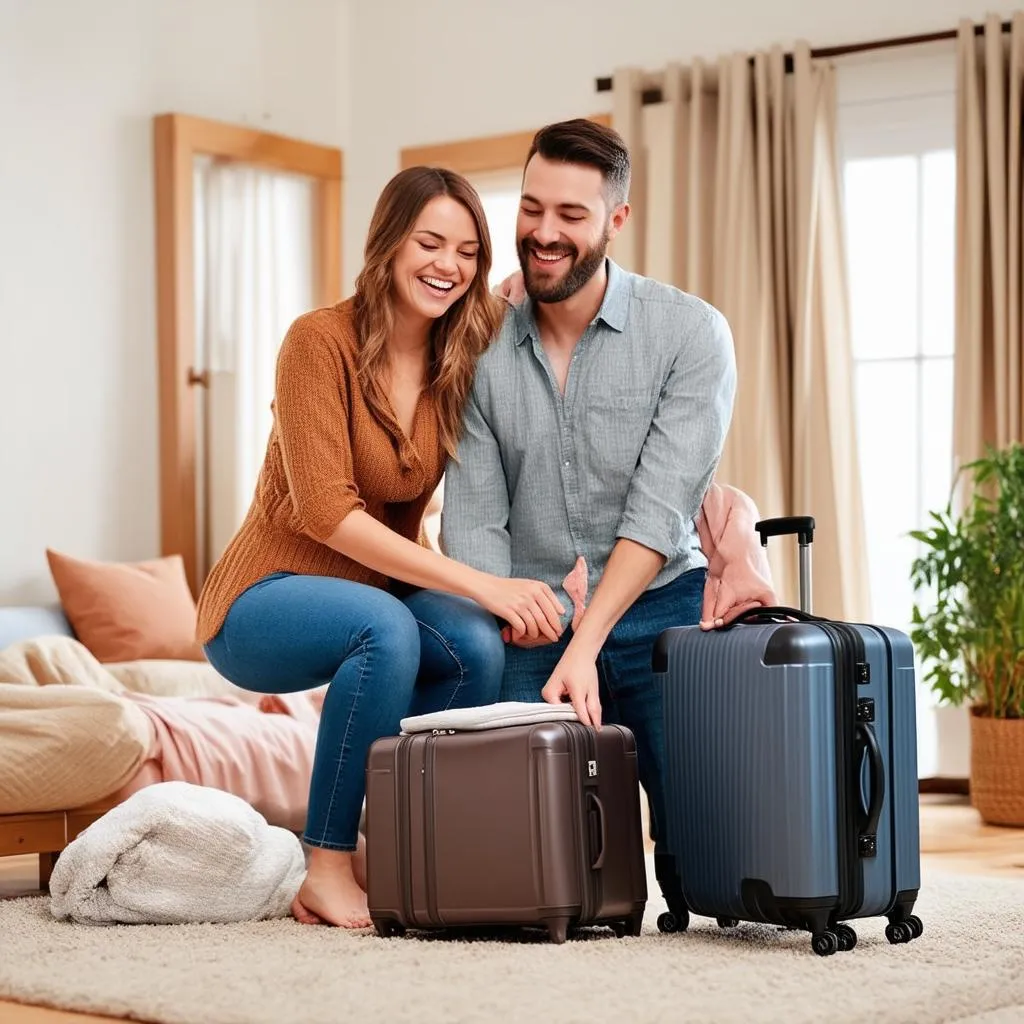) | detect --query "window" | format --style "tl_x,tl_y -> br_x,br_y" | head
467,167 -> 523,287
837,46 -> 962,777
